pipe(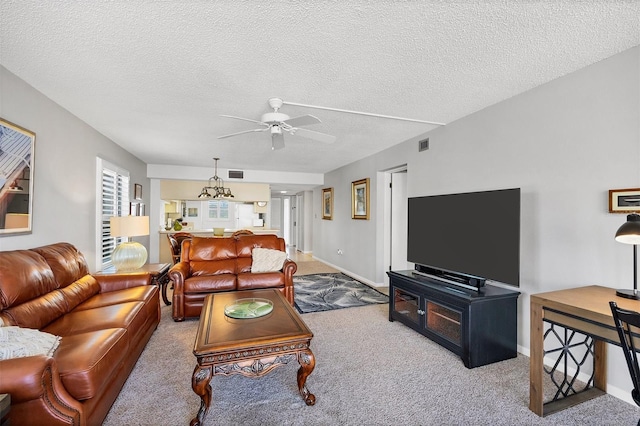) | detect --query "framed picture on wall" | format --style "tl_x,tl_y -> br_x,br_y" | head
322,187 -> 333,220
609,188 -> 640,213
0,118 -> 36,235
351,178 -> 370,220
134,183 -> 142,200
